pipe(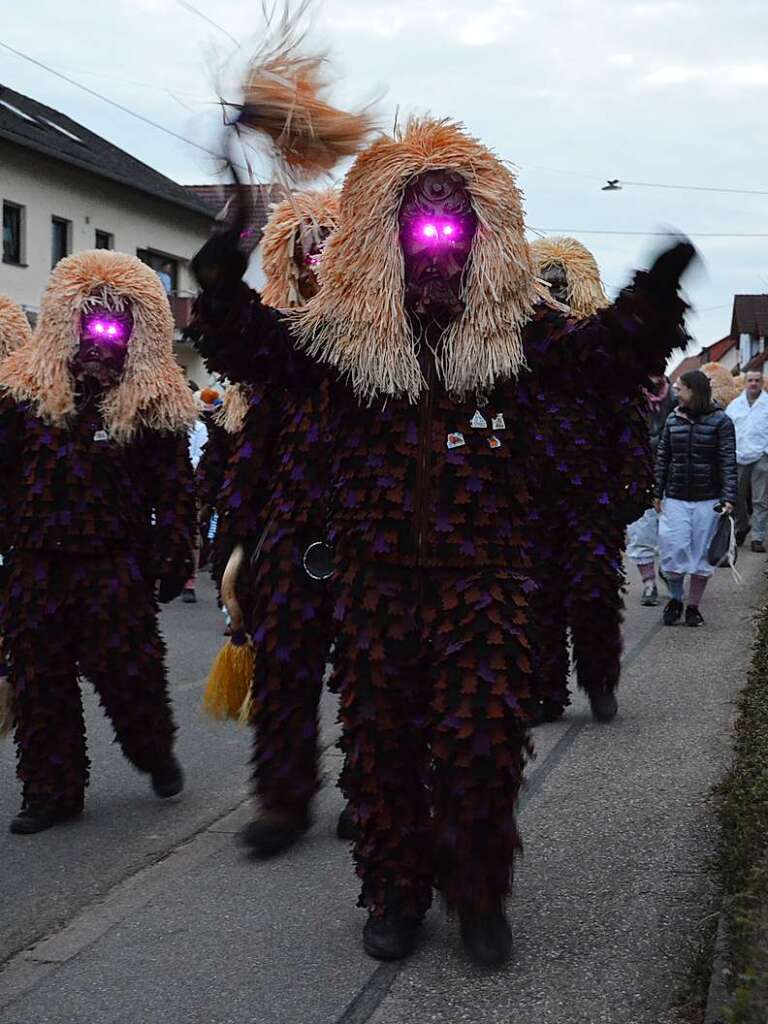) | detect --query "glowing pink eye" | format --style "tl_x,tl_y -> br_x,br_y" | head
422,224 -> 438,239
107,325 -> 117,337
443,224 -> 455,236
94,321 -> 105,334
